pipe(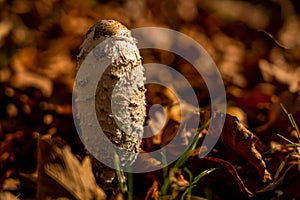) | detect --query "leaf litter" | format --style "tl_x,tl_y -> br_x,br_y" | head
0,0 -> 300,199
